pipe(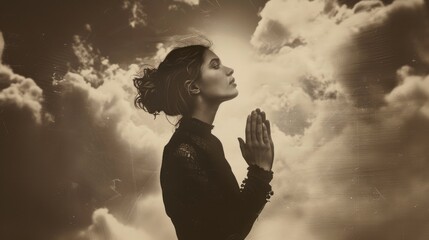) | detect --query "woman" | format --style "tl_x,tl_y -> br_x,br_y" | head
133,42 -> 275,240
